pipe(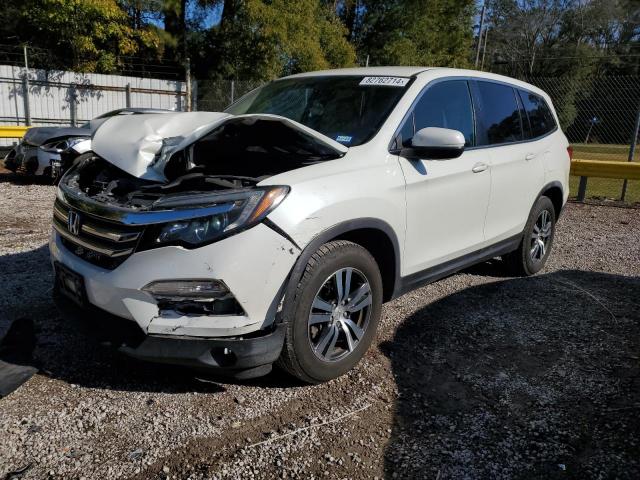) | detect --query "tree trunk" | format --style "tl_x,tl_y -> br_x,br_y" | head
163,0 -> 187,61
